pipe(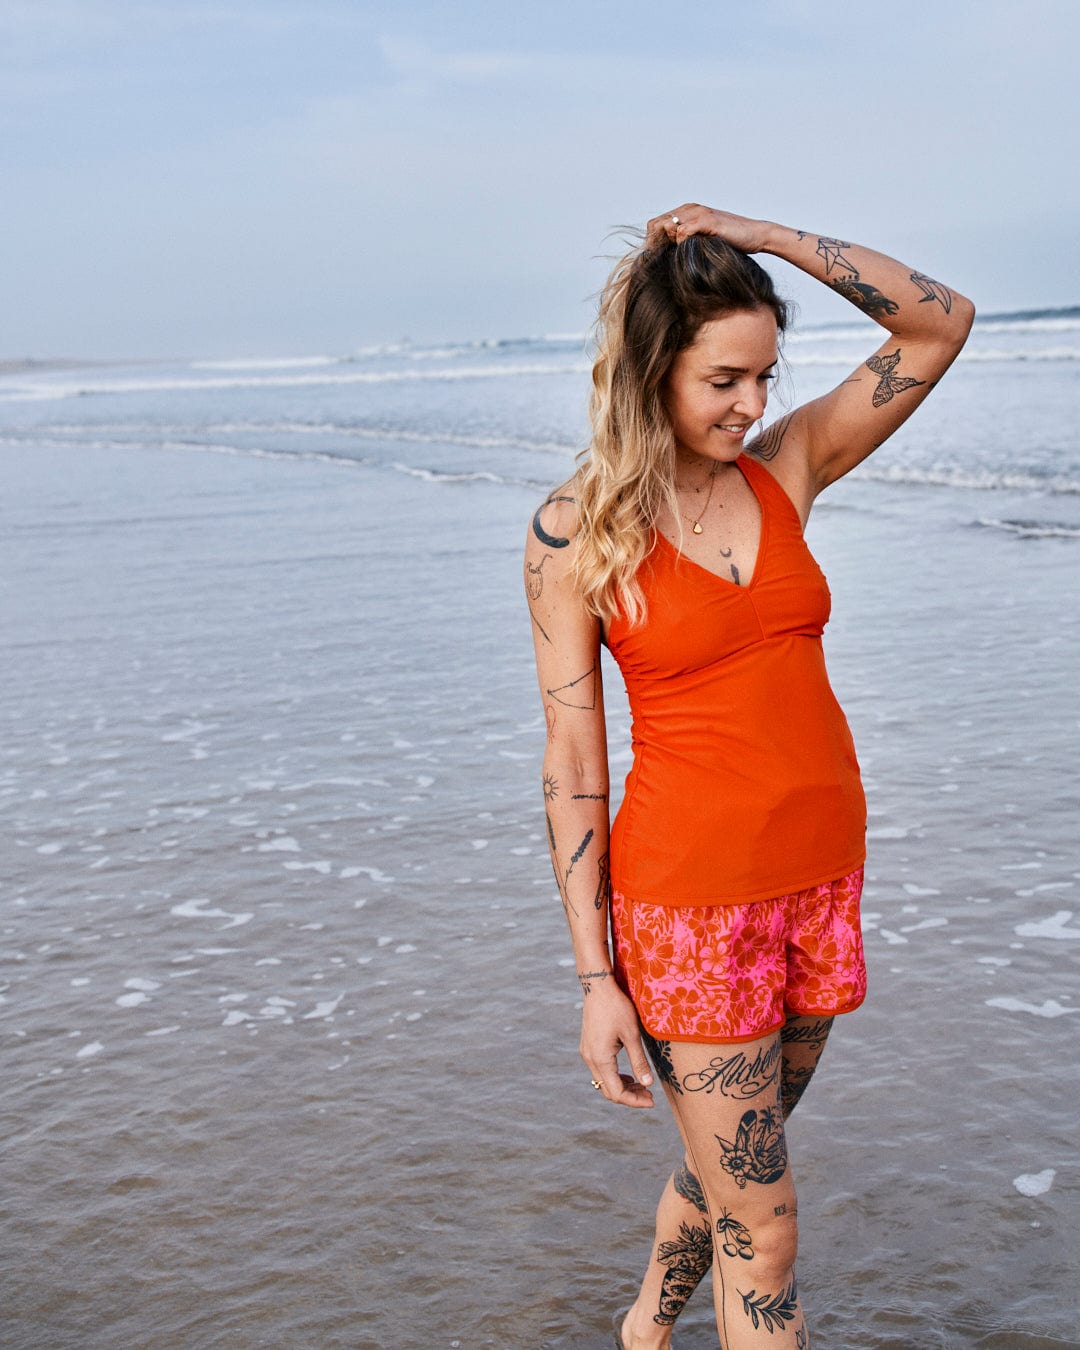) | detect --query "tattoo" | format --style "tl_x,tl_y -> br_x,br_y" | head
674,1162 -> 709,1215
797,1329 -> 808,1349
640,1029 -> 682,1095
542,773 -> 558,802
865,349 -> 927,407
654,1222 -> 713,1327
577,970 -> 610,994
545,705 -> 557,743
815,236 -> 857,275
715,1107 -> 788,1189
530,496 -> 574,549
749,412 -> 794,462
529,607 -> 552,645
546,812 -> 577,916
781,1064 -> 816,1118
525,554 -> 550,599
681,1040 -> 781,1100
831,275 -> 899,317
546,662 -> 597,710
780,1017 -> 833,1049
571,792 -> 607,801
716,1208 -> 755,1261
593,850 -> 611,911
718,543 -> 733,558
567,828 -> 593,873
773,1202 -> 790,1217
730,564 -> 740,585
738,1279 -> 799,1334
910,271 -> 953,313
